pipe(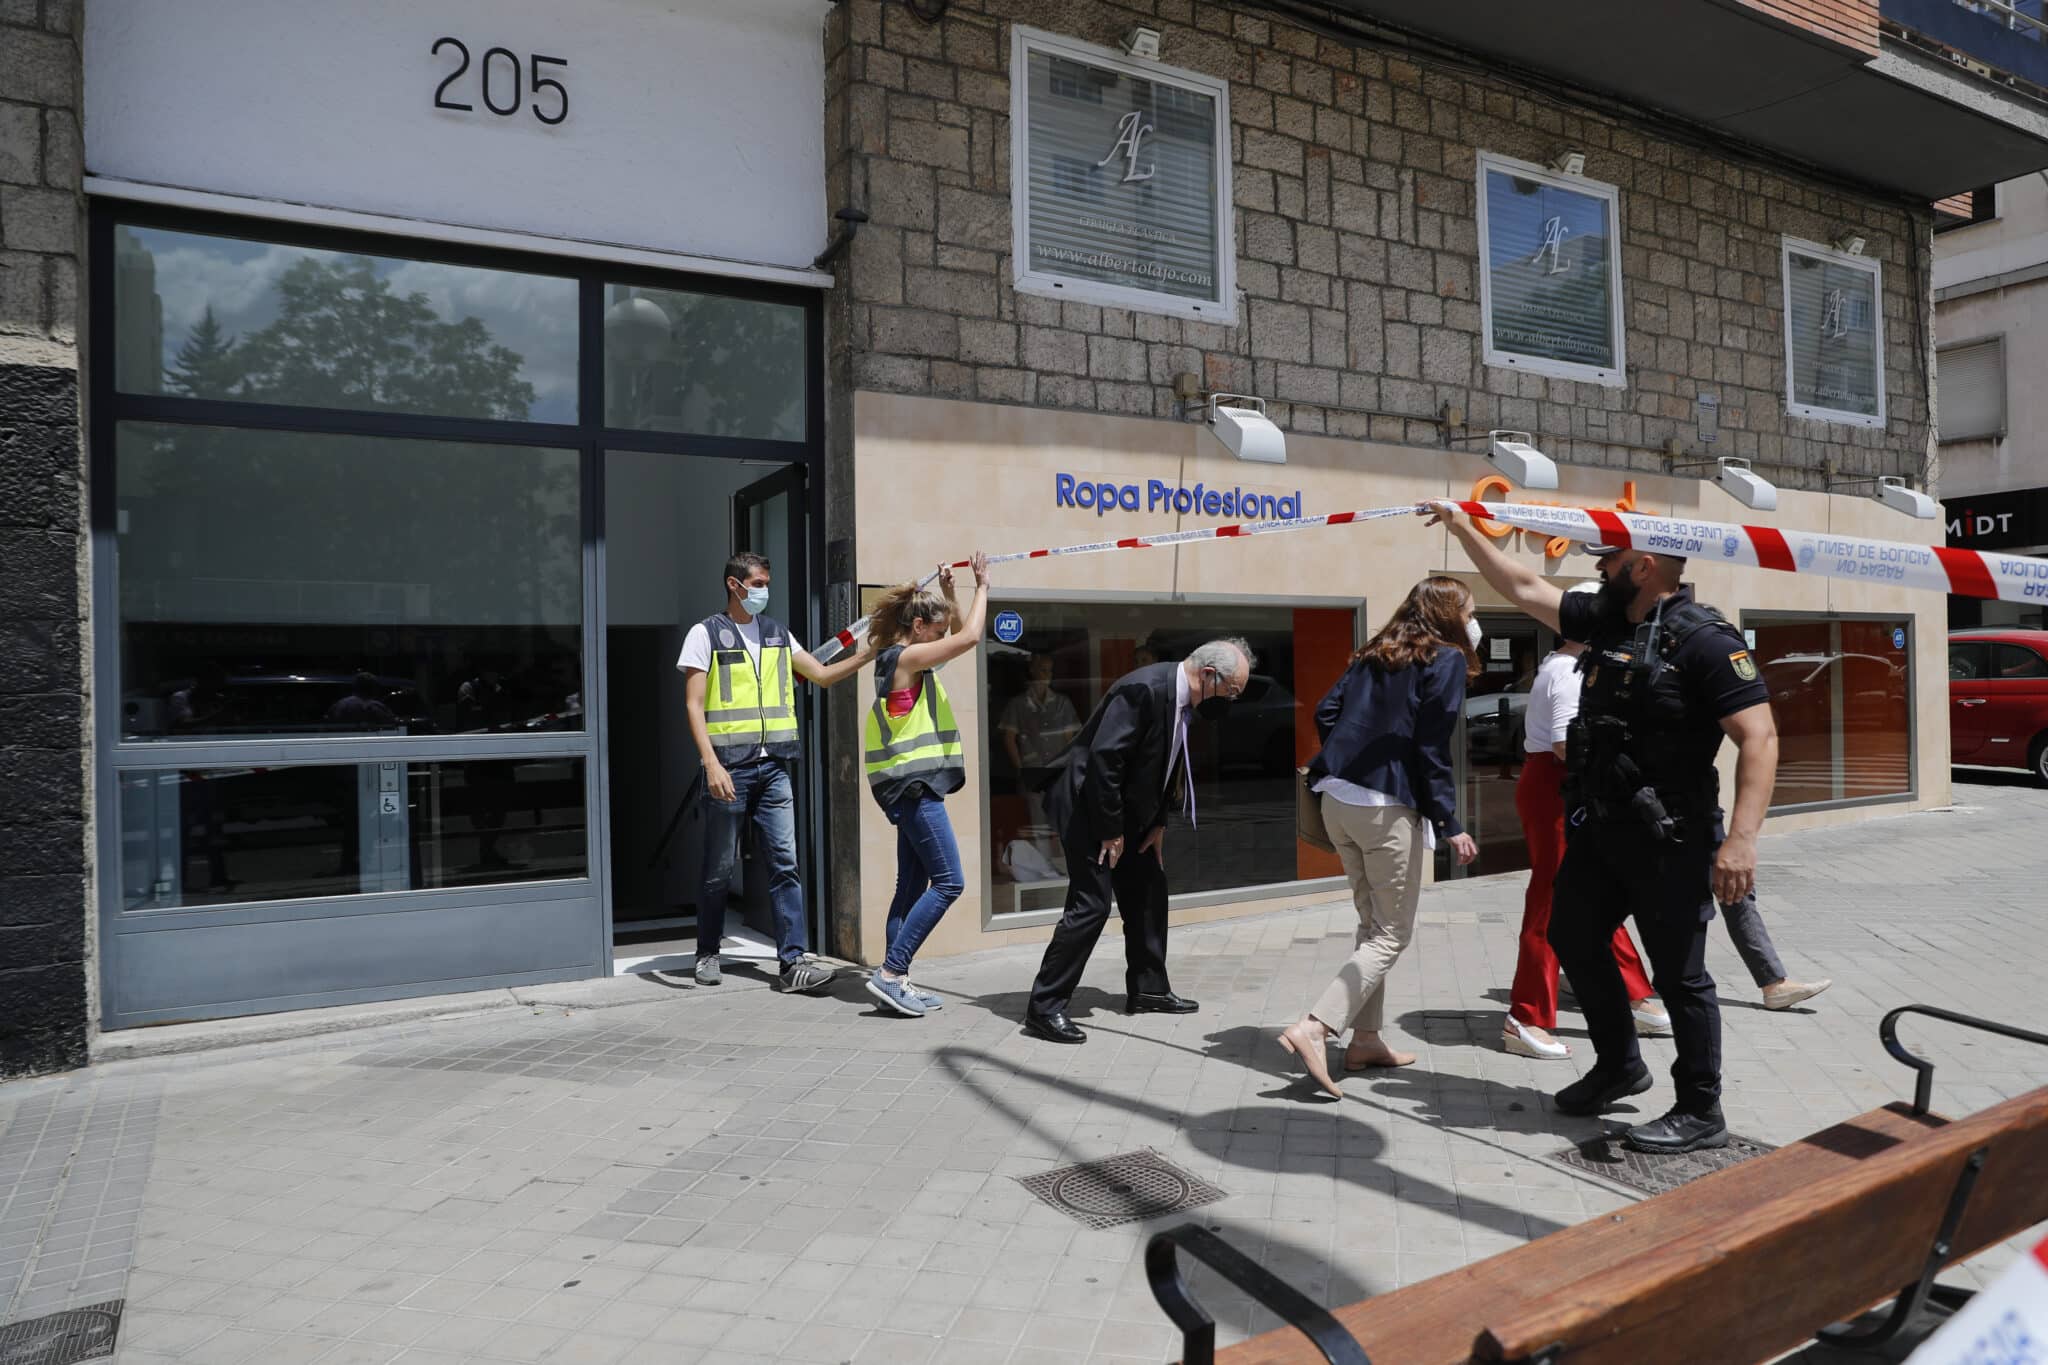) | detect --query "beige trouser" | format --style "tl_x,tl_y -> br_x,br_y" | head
1307,795 -> 1427,1035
